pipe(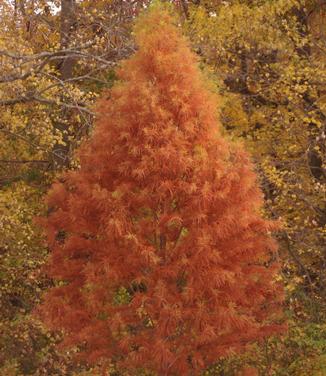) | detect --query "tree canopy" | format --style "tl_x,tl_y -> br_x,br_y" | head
37,5 -> 285,375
